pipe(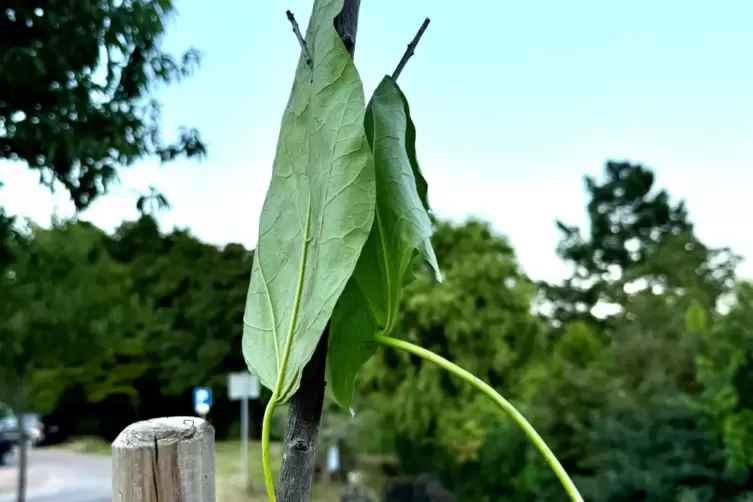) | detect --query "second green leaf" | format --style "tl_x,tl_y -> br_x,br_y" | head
327,76 -> 440,410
